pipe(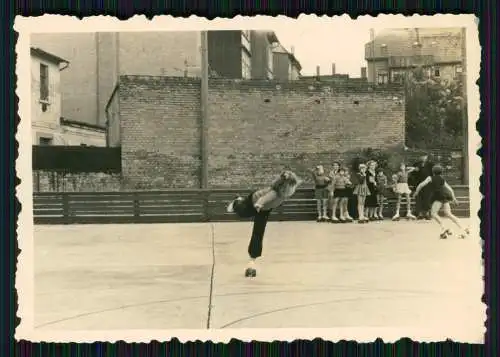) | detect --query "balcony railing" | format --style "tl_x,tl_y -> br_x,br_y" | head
388,55 -> 435,68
